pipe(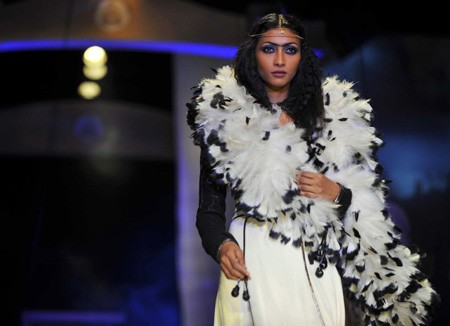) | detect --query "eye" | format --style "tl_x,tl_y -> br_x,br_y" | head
285,46 -> 298,55
262,45 -> 275,53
